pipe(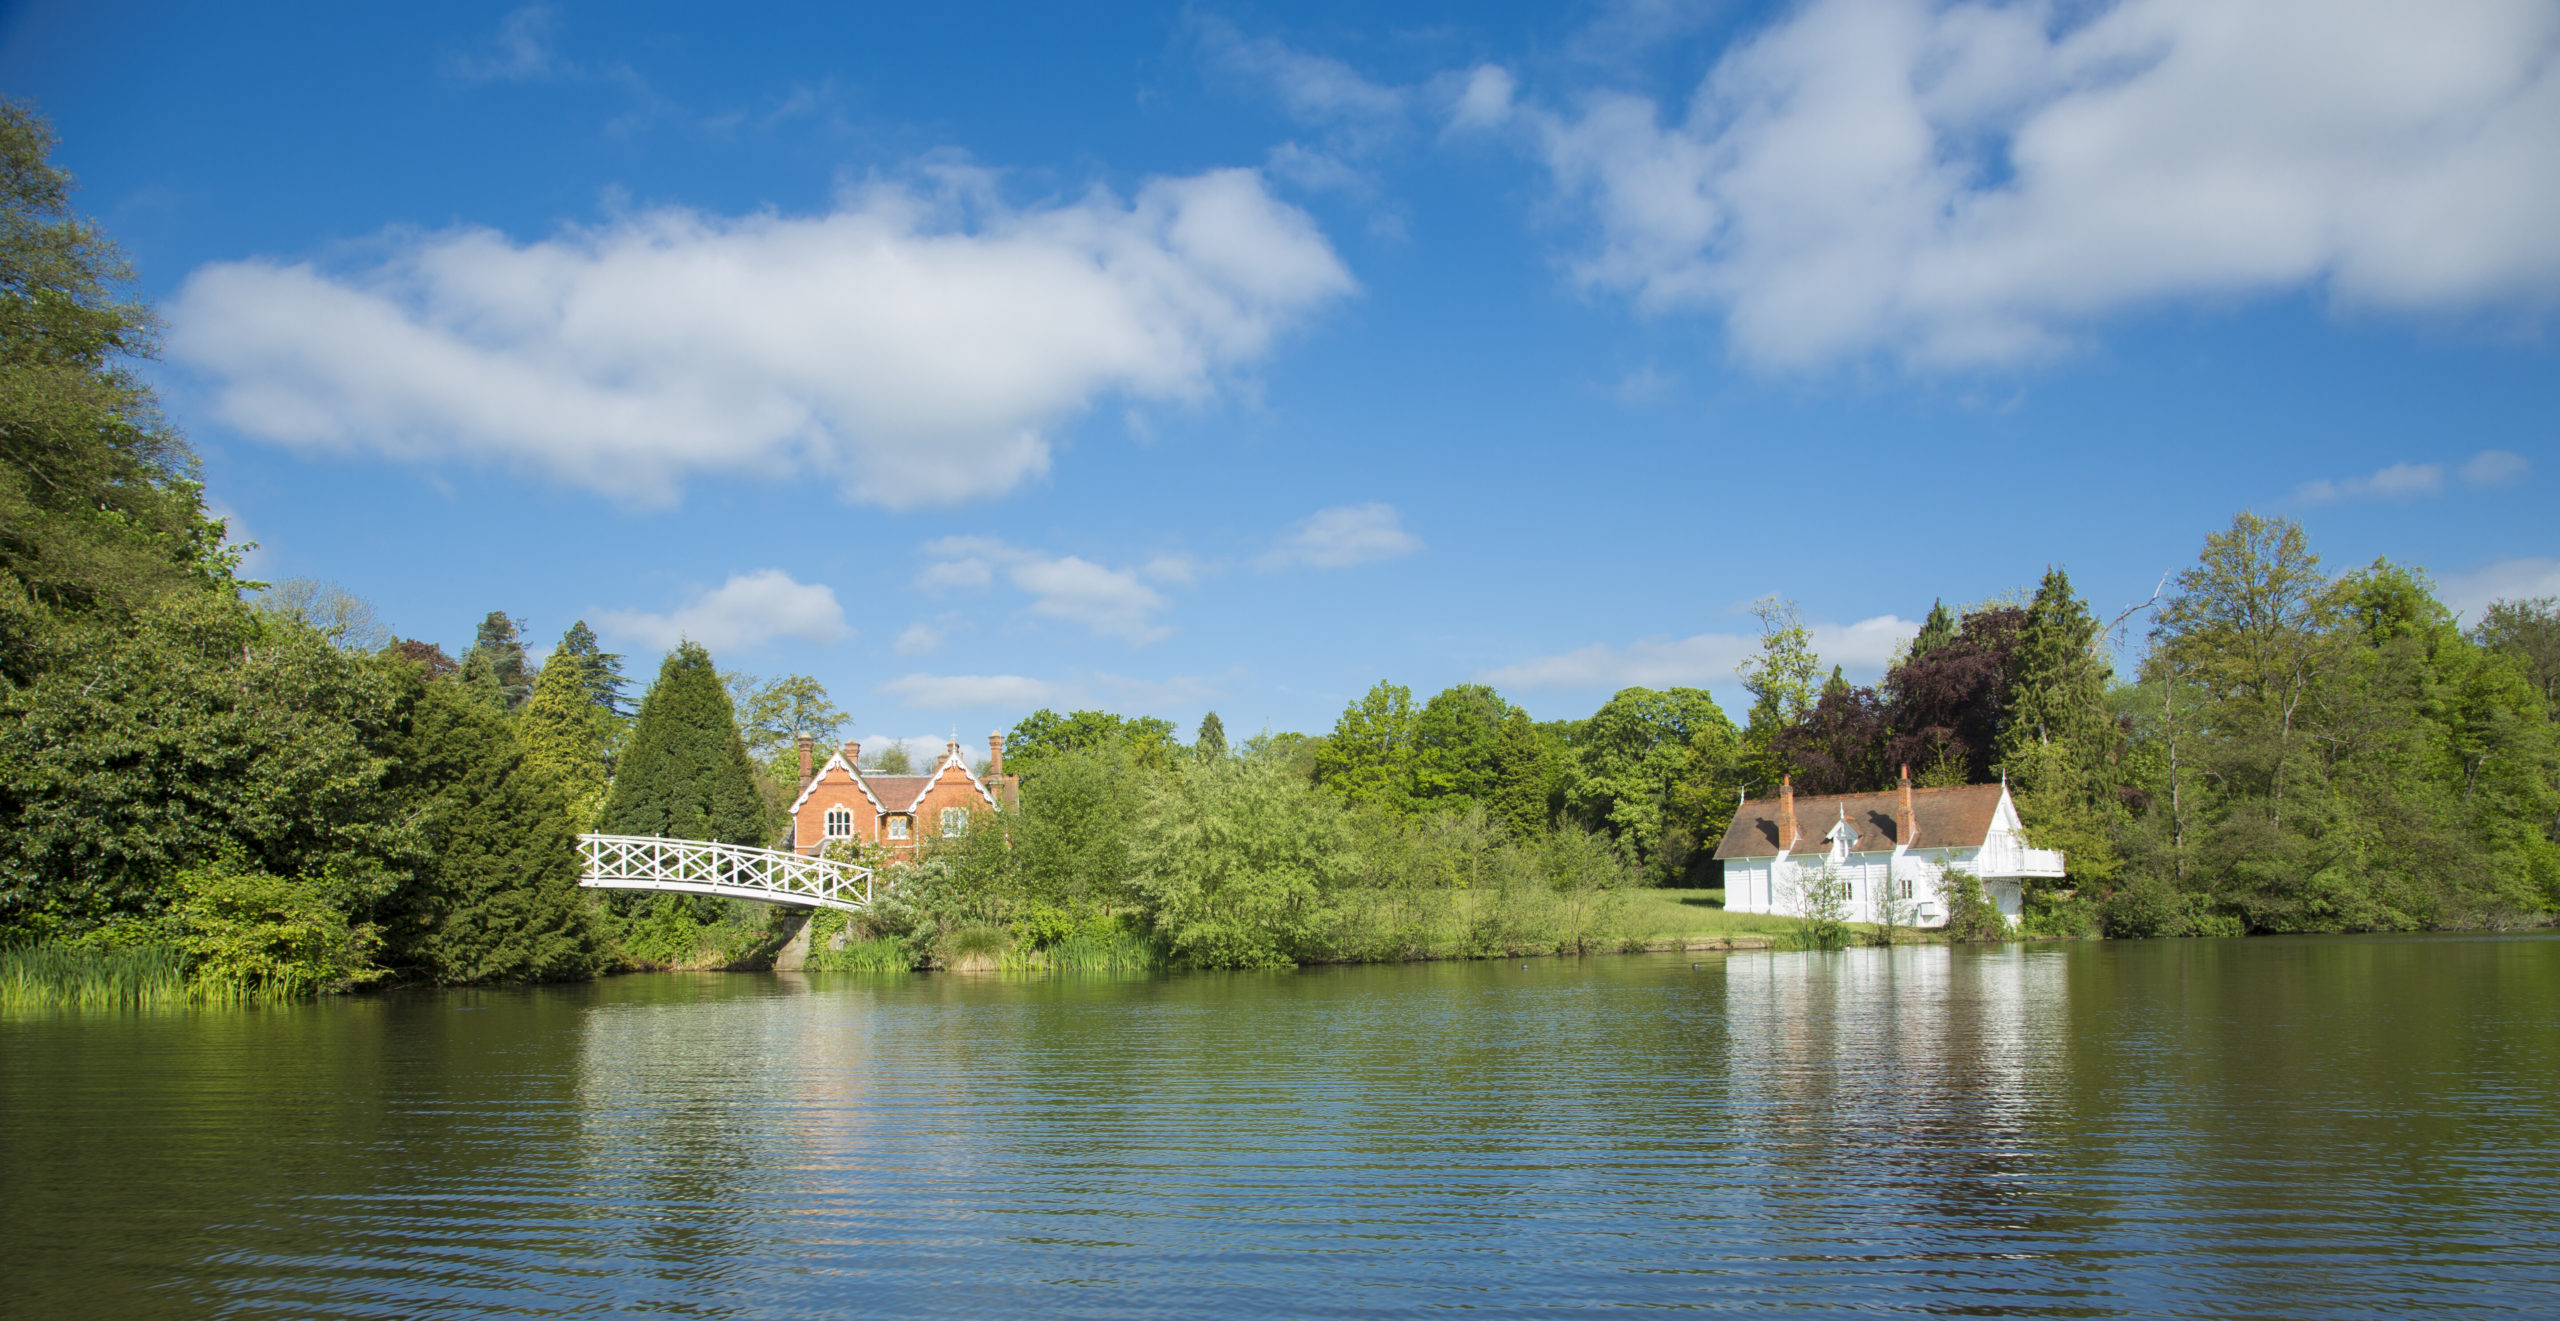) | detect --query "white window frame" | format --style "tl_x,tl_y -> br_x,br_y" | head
824,806 -> 853,838
887,815 -> 909,840
939,807 -> 968,838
